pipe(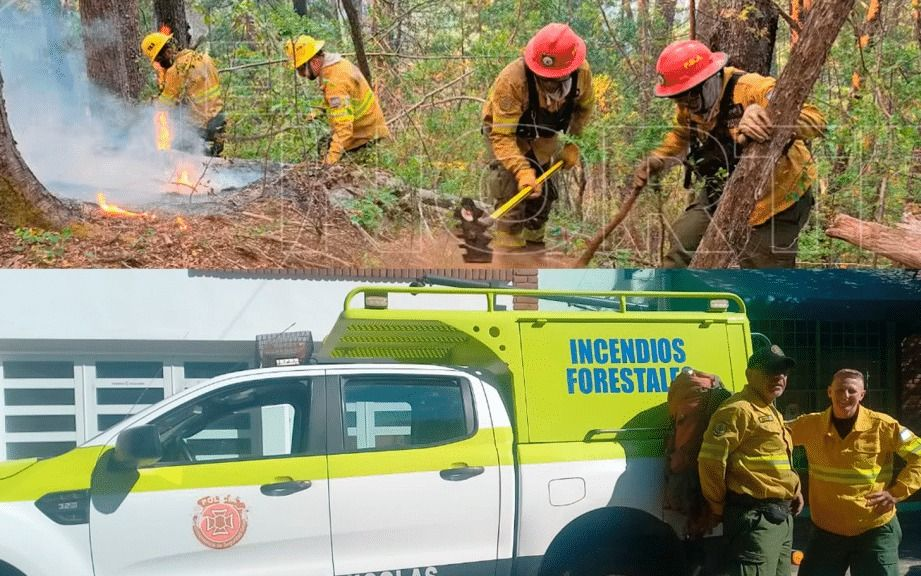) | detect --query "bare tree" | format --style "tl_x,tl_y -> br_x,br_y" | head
80,0 -> 143,100
0,67 -> 74,228
341,0 -> 373,85
691,0 -> 858,268
697,0 -> 778,75
153,0 -> 191,49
